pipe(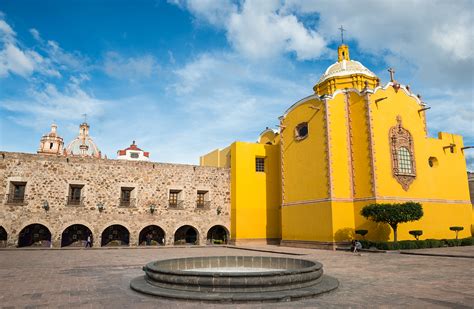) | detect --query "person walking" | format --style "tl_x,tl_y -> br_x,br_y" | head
85,234 -> 92,248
